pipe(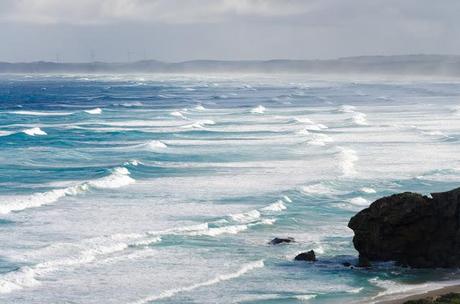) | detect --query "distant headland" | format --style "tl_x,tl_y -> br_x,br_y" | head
1,55 -> 460,76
